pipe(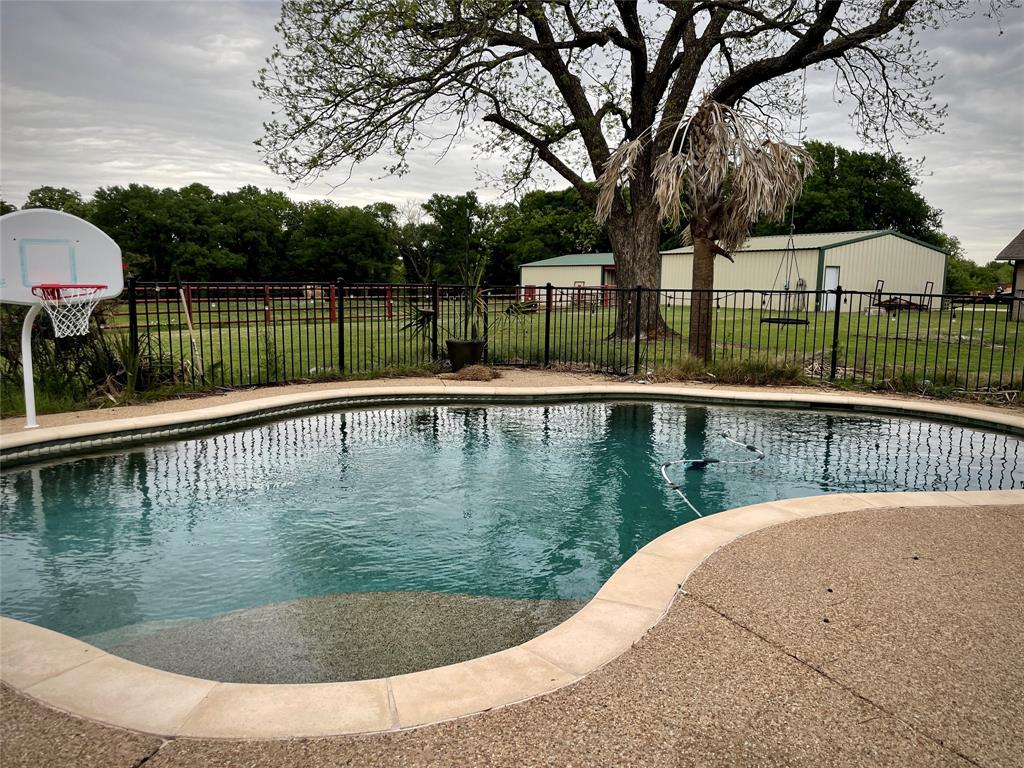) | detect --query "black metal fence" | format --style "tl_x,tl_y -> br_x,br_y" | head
106,280 -> 1023,396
